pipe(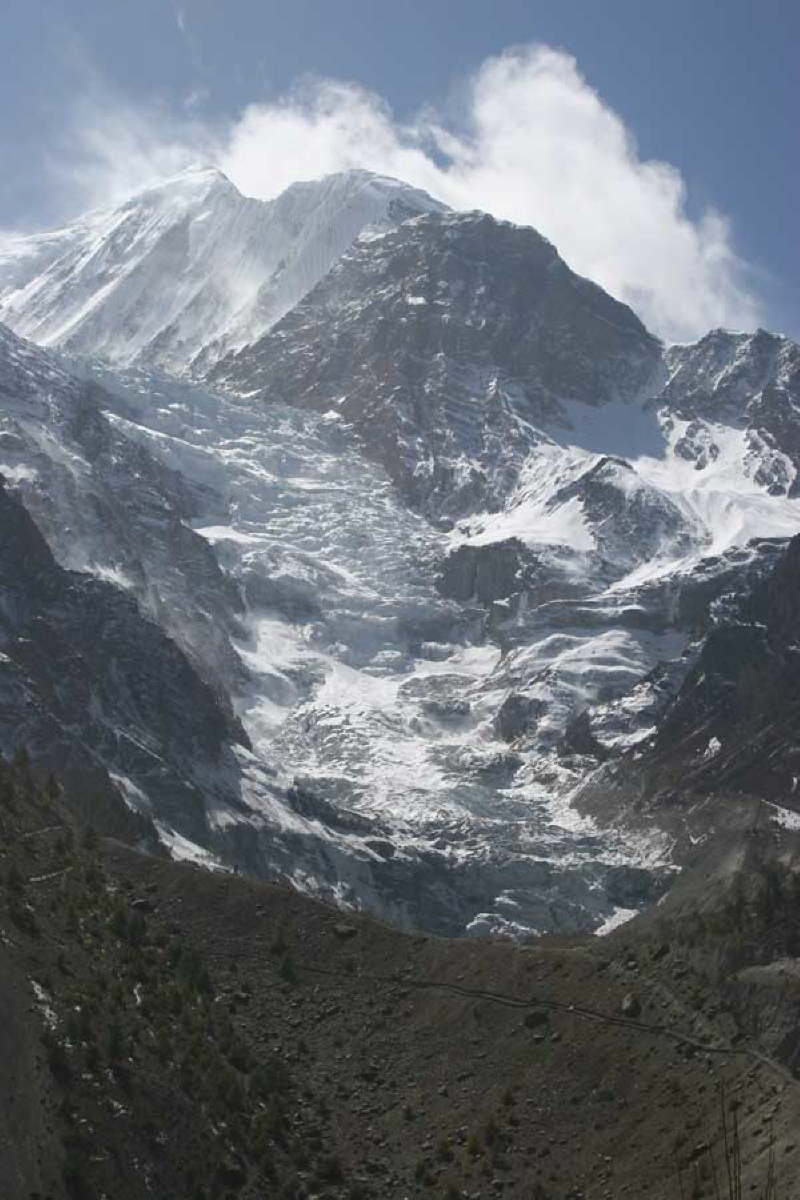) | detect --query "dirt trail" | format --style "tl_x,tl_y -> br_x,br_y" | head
301,961 -> 800,1092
